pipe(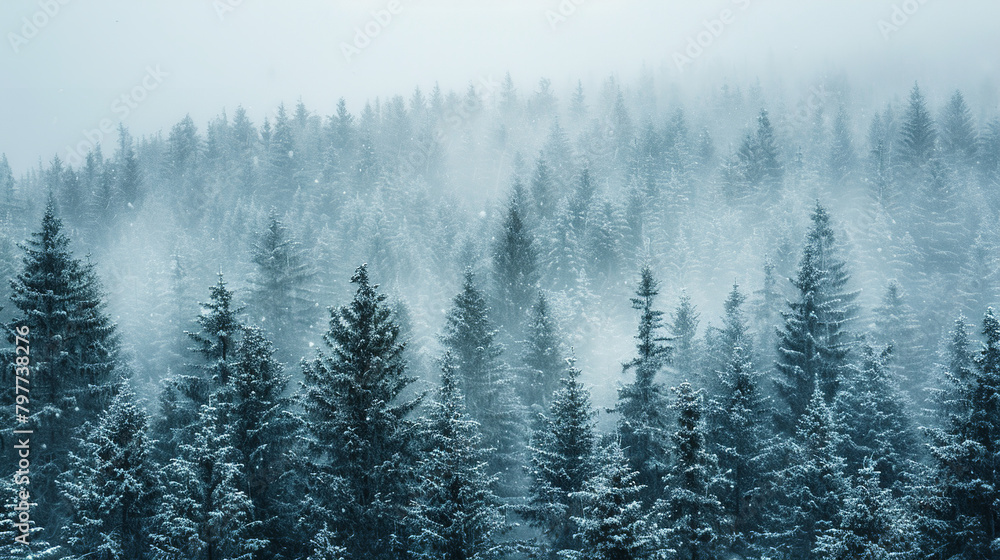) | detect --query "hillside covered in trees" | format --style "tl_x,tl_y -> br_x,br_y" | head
2,73 -> 1000,559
